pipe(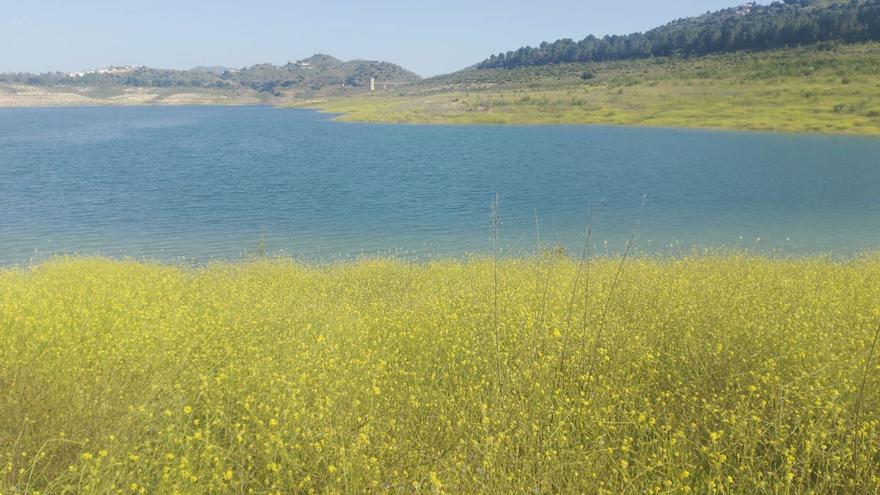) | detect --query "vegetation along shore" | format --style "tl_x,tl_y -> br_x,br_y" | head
2,255 -> 879,493
300,42 -> 880,136
301,0 -> 880,135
